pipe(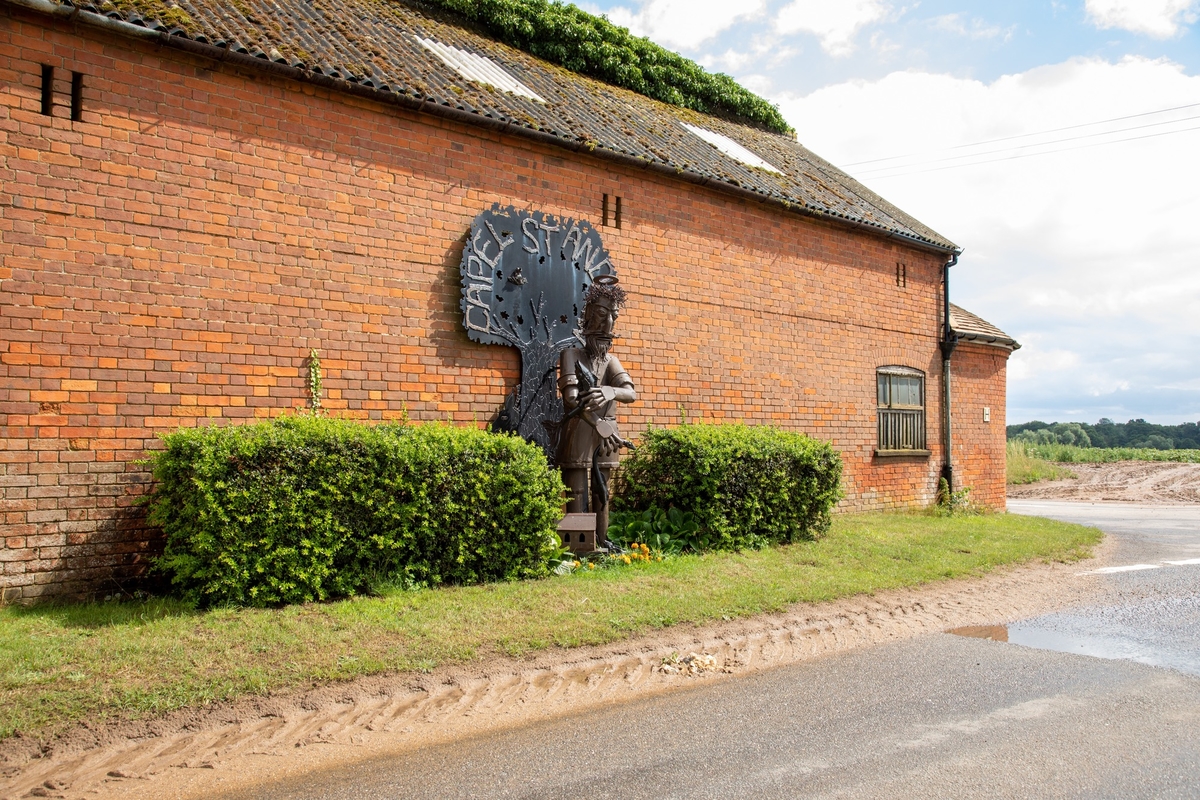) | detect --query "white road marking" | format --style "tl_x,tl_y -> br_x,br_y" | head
1163,558 -> 1200,566
1079,564 -> 1162,575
